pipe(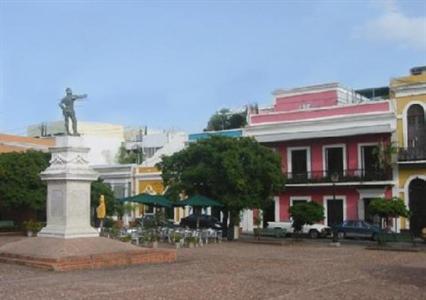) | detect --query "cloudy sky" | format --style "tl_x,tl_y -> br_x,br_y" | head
0,0 -> 425,135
